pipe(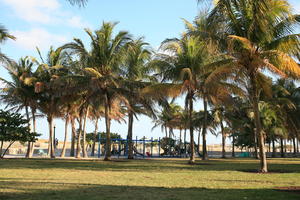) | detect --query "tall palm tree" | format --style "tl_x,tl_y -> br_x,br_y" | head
0,57 -> 38,158
35,47 -> 69,158
63,22 -> 131,161
120,38 -> 156,159
157,35 -> 212,163
203,0 -> 300,172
